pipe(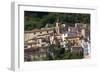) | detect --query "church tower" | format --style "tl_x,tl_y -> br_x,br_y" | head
81,28 -> 85,38
55,18 -> 60,35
